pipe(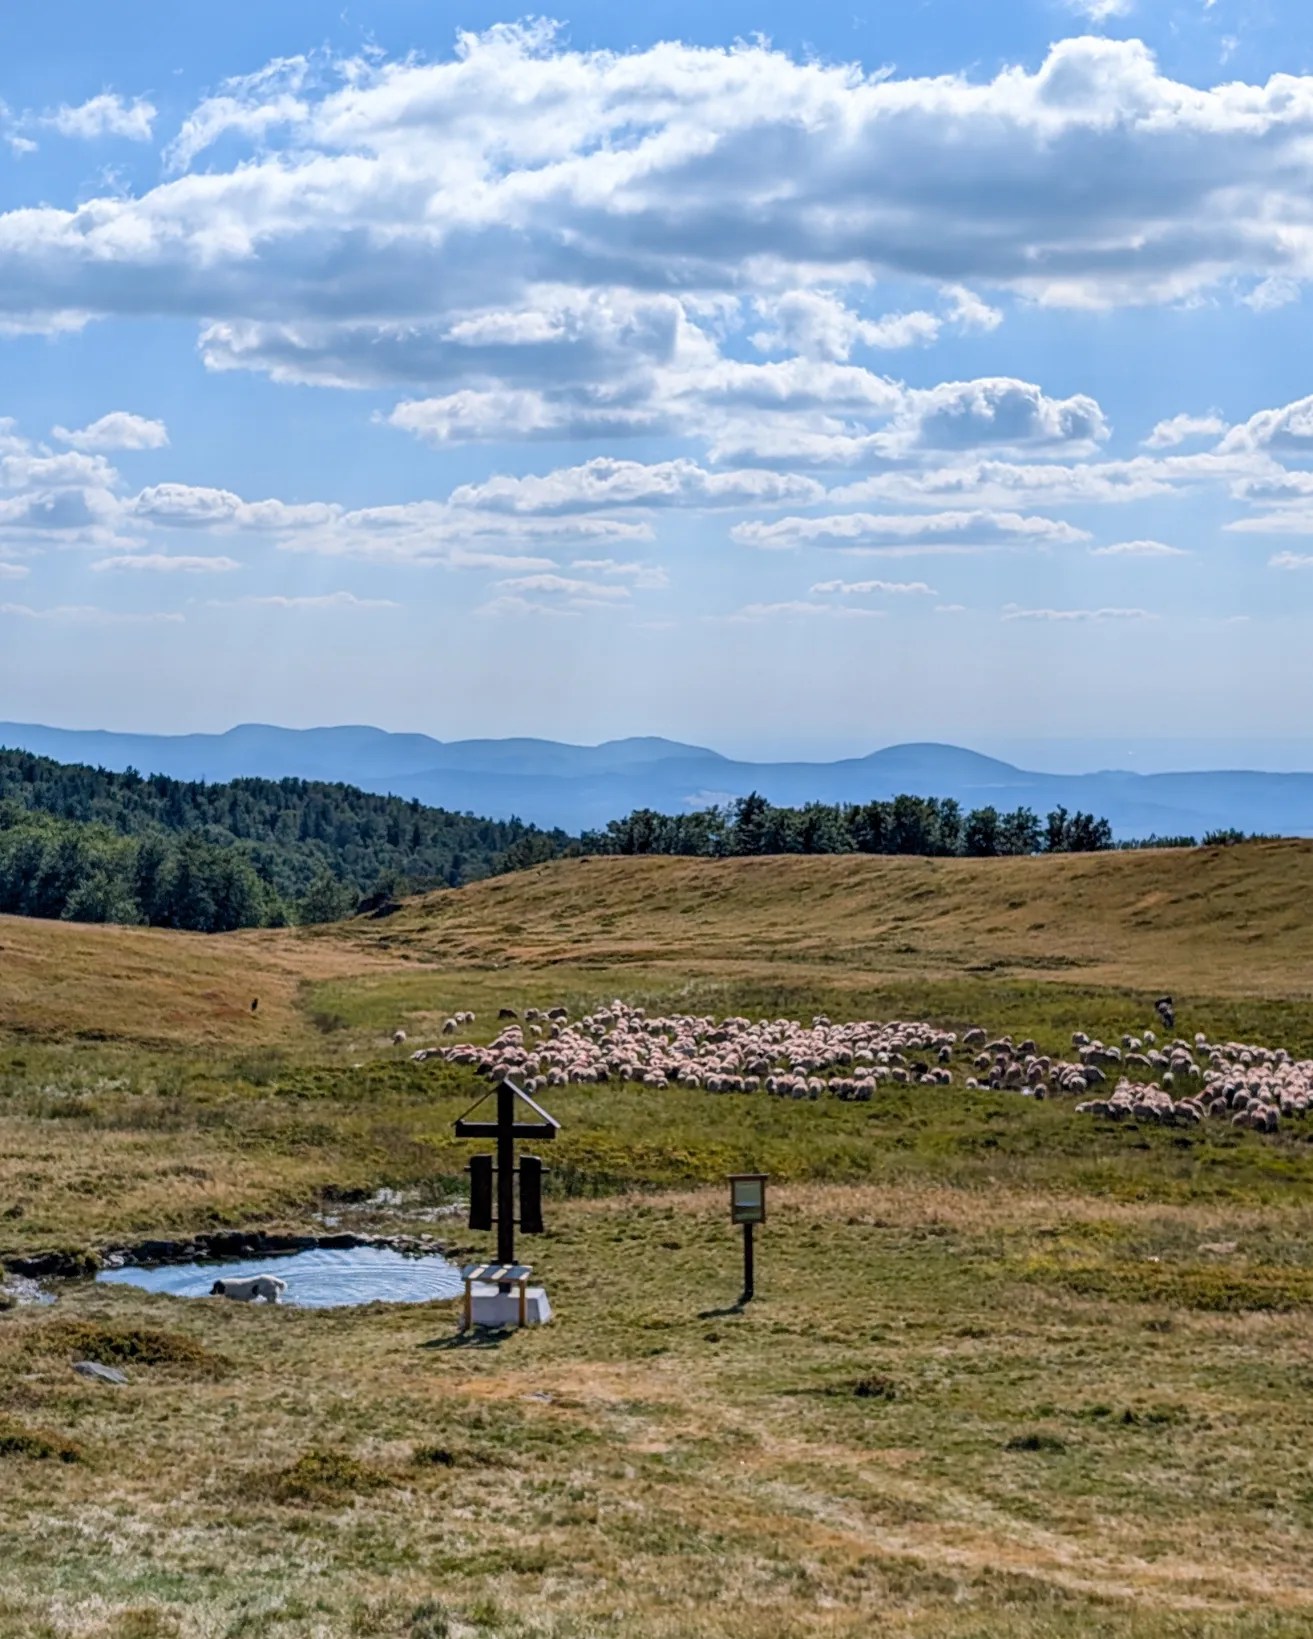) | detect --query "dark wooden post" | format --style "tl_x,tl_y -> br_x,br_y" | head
497,1078 -> 516,1269
742,1219 -> 755,1304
